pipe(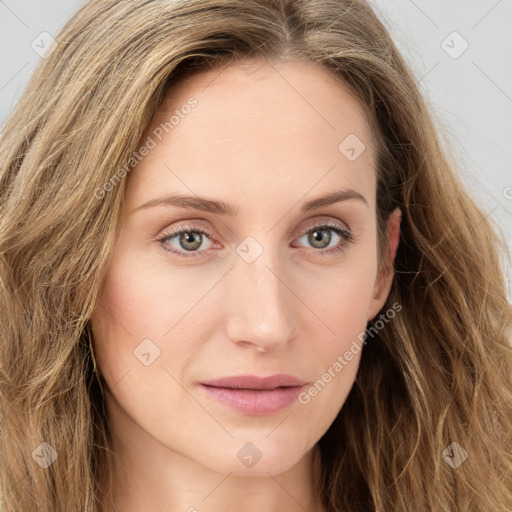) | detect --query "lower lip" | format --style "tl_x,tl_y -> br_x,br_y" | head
200,384 -> 305,415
